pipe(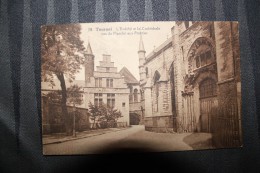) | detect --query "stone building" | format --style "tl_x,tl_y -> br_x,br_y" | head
138,35 -> 175,132
119,67 -> 143,125
139,22 -> 241,147
42,42 -> 130,132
